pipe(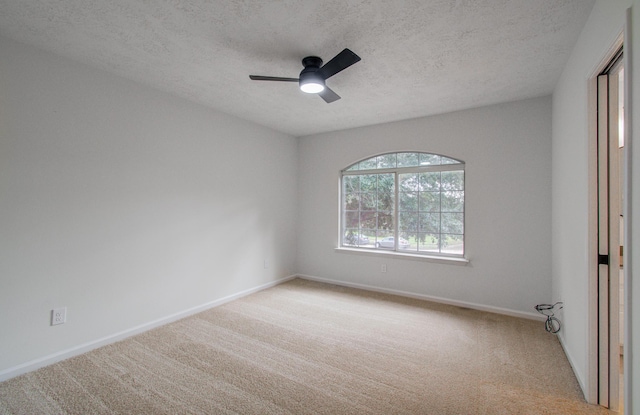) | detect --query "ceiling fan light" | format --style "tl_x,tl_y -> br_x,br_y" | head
299,71 -> 325,93
300,79 -> 324,94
